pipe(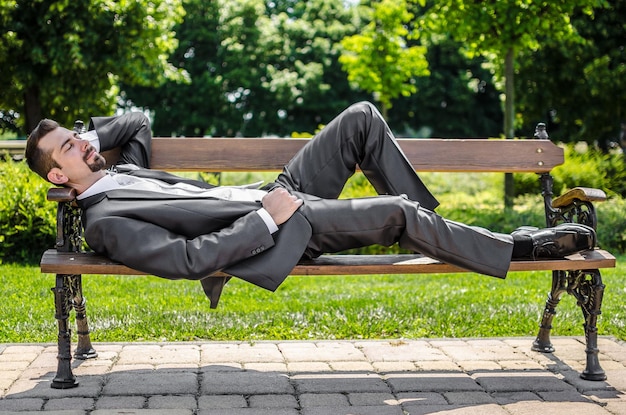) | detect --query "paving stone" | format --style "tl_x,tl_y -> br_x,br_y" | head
117,345 -> 200,366
537,389 -> 595,402
95,396 -> 146,409
385,373 -> 483,393
44,397 -> 95,411
402,404 -> 510,415
604,369 -> 626,391
444,391 -> 496,404
0,371 -> 19,392
504,401 -> 612,415
200,363 -> 243,372
498,360 -> 545,370
198,409 -> 298,415
287,362 -> 332,372
329,361 -> 375,372
416,360 -> 462,371
456,361 -> 502,372
279,342 -> 366,362
102,371 -> 198,396
395,392 -> 447,406
200,371 -> 294,395
0,397 -> 44,411
439,343 -> 526,362
292,373 -> 389,394
302,405 -> 403,415
0,411 -> 85,415
147,395 -> 196,409
92,410 -> 193,415
299,393 -> 349,407
242,362 -> 287,372
473,371 -> 576,393
347,392 -> 397,406
605,401 -> 626,415
249,394 -> 298,408
492,391 -> 541,405
5,375 -> 102,399
371,361 -> 417,372
200,342 -> 283,364
0,361 -> 32,371
356,340 -> 447,362
197,394 -> 247,409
